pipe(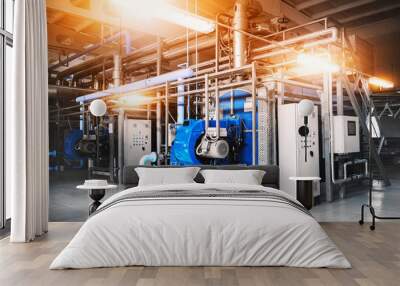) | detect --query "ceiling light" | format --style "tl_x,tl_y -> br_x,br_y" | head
110,0 -> 215,34
368,77 -> 394,89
